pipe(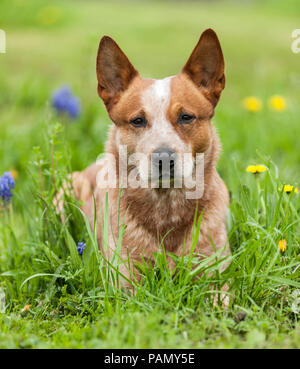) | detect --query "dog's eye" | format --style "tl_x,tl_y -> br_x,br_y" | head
130,116 -> 147,128
178,113 -> 195,124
